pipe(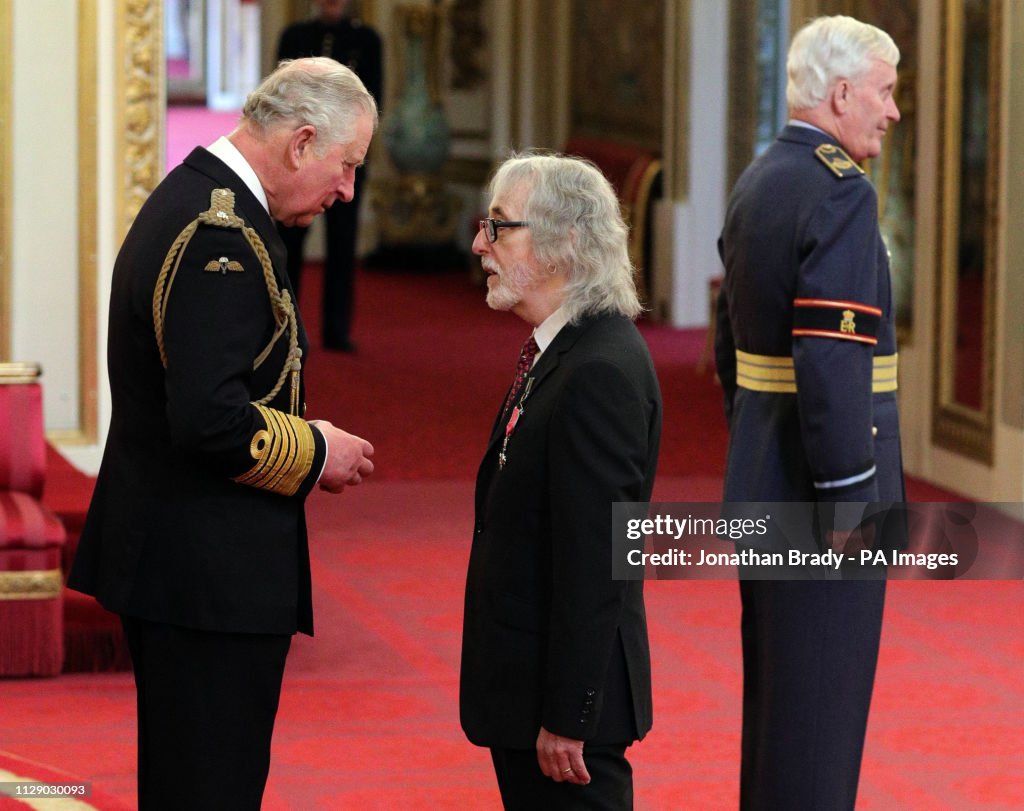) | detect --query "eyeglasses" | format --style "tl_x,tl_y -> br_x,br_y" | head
479,218 -> 530,243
